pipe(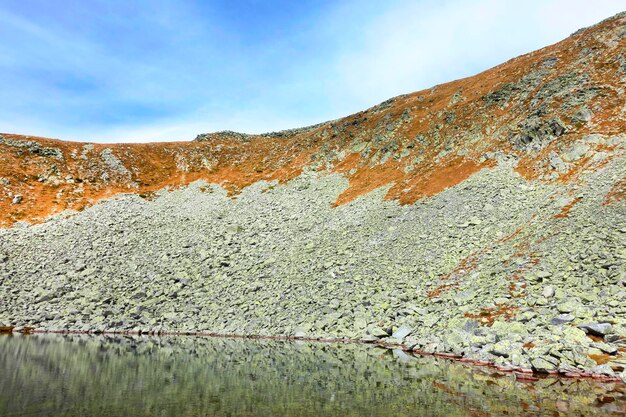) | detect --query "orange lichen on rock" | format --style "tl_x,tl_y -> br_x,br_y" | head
426,250 -> 483,299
